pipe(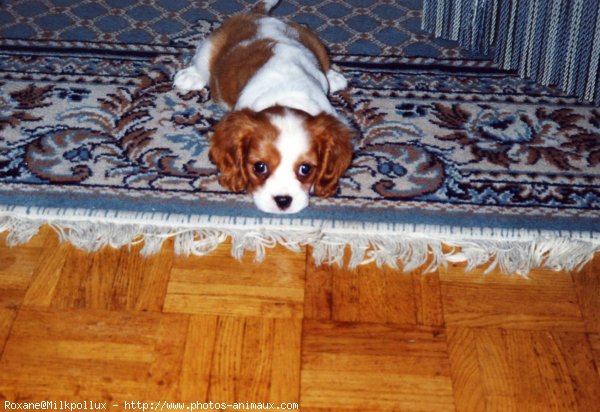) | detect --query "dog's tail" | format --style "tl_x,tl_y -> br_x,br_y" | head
252,0 -> 280,15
